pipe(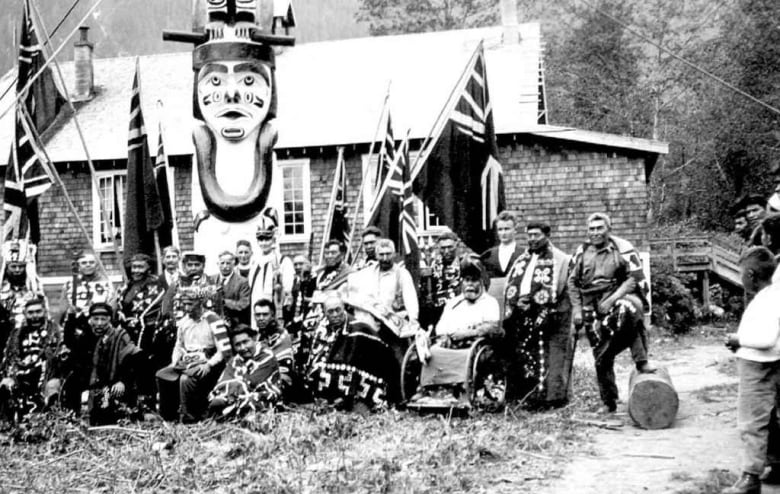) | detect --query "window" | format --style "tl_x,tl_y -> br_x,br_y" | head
92,170 -> 125,249
276,158 -> 311,242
